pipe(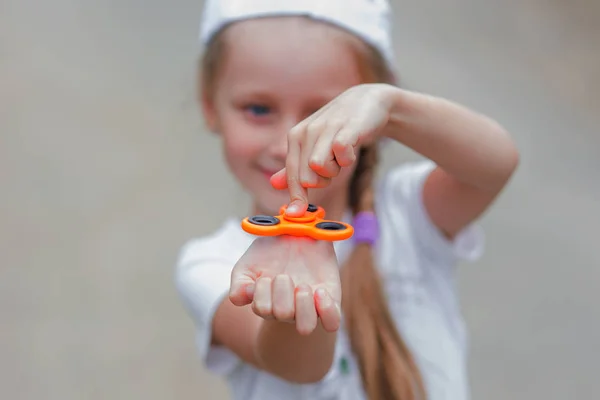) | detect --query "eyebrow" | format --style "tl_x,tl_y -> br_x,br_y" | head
230,88 -> 279,102
229,81 -> 349,106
